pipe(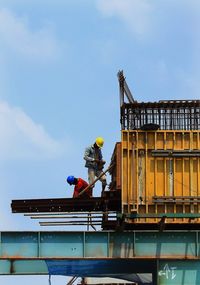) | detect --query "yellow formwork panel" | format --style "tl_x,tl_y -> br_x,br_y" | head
121,130 -> 200,219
